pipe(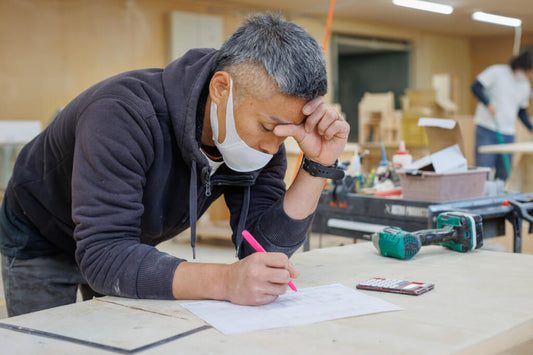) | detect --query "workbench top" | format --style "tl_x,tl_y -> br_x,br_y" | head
478,142 -> 533,194
479,141 -> 533,153
1,242 -> 533,354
